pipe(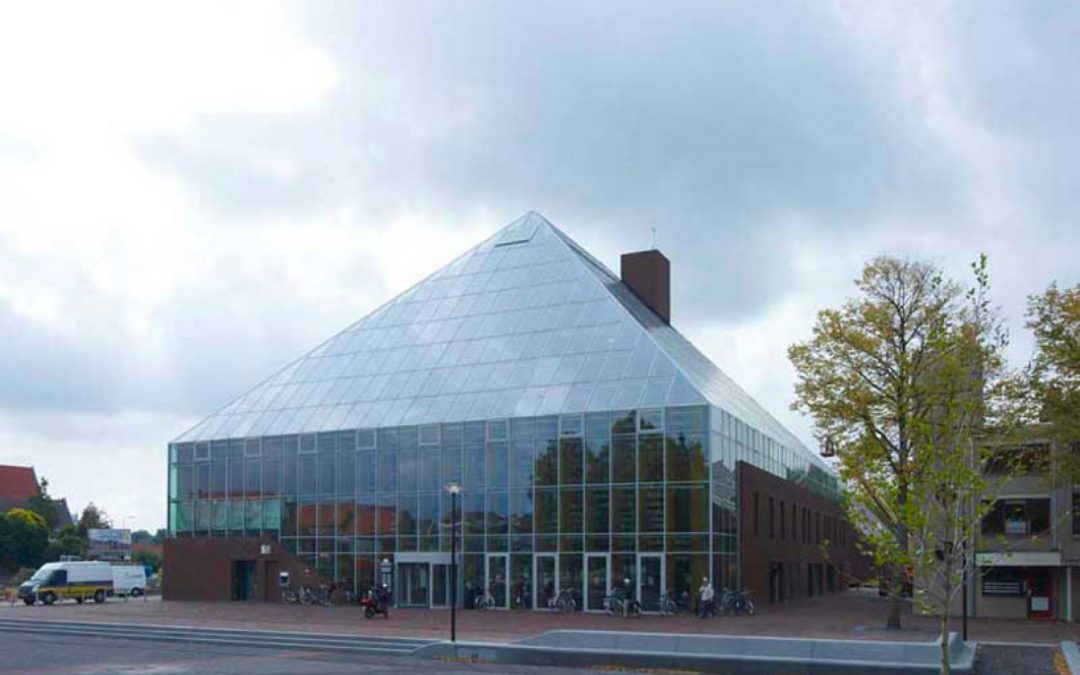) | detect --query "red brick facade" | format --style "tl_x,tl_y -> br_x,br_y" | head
738,461 -> 869,605
163,537 -> 326,602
